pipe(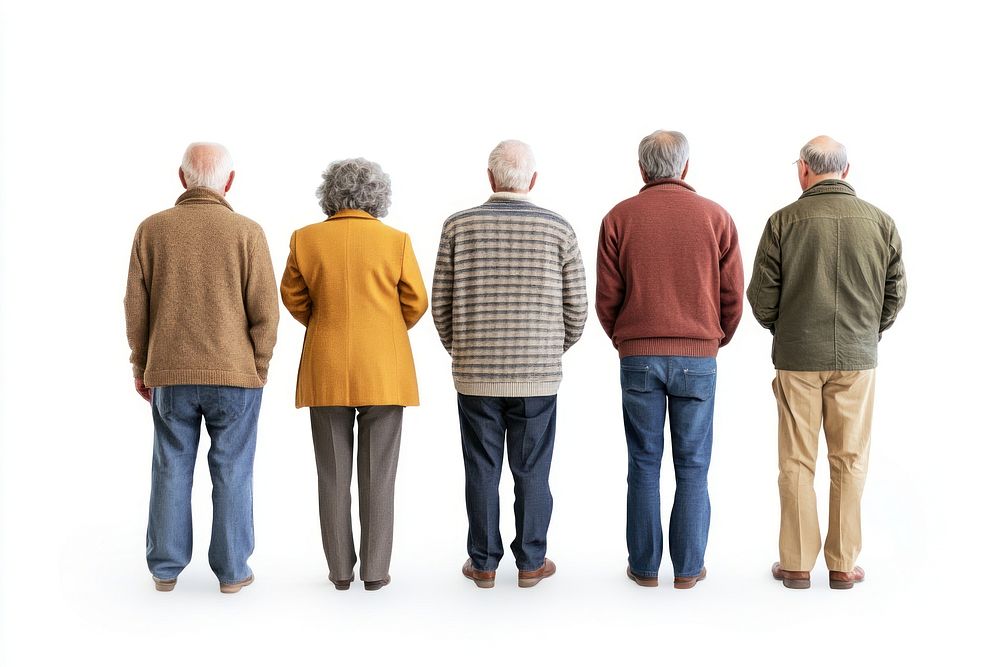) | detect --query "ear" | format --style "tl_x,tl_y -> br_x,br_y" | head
528,172 -> 537,192
680,159 -> 689,180
841,163 -> 850,179
178,167 -> 187,189
224,170 -> 235,194
488,169 -> 497,193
